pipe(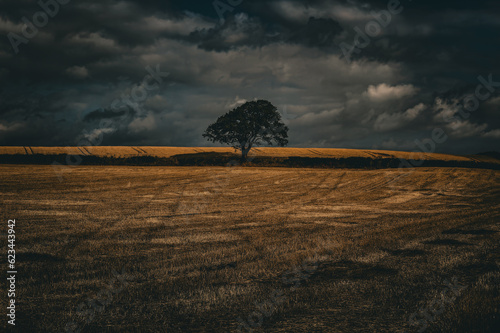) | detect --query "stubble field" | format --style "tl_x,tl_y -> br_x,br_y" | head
1,165 -> 499,332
